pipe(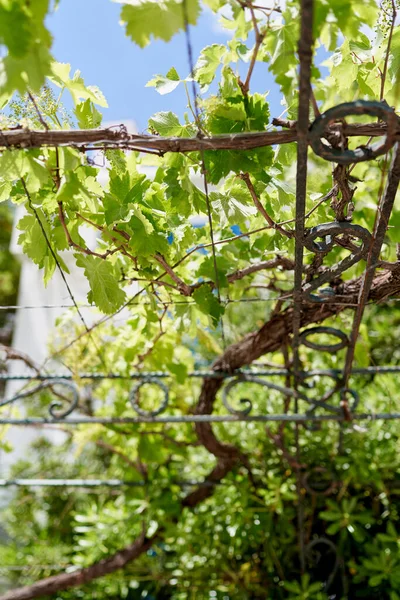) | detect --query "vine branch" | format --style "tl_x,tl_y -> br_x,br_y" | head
0,121 -> 398,153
